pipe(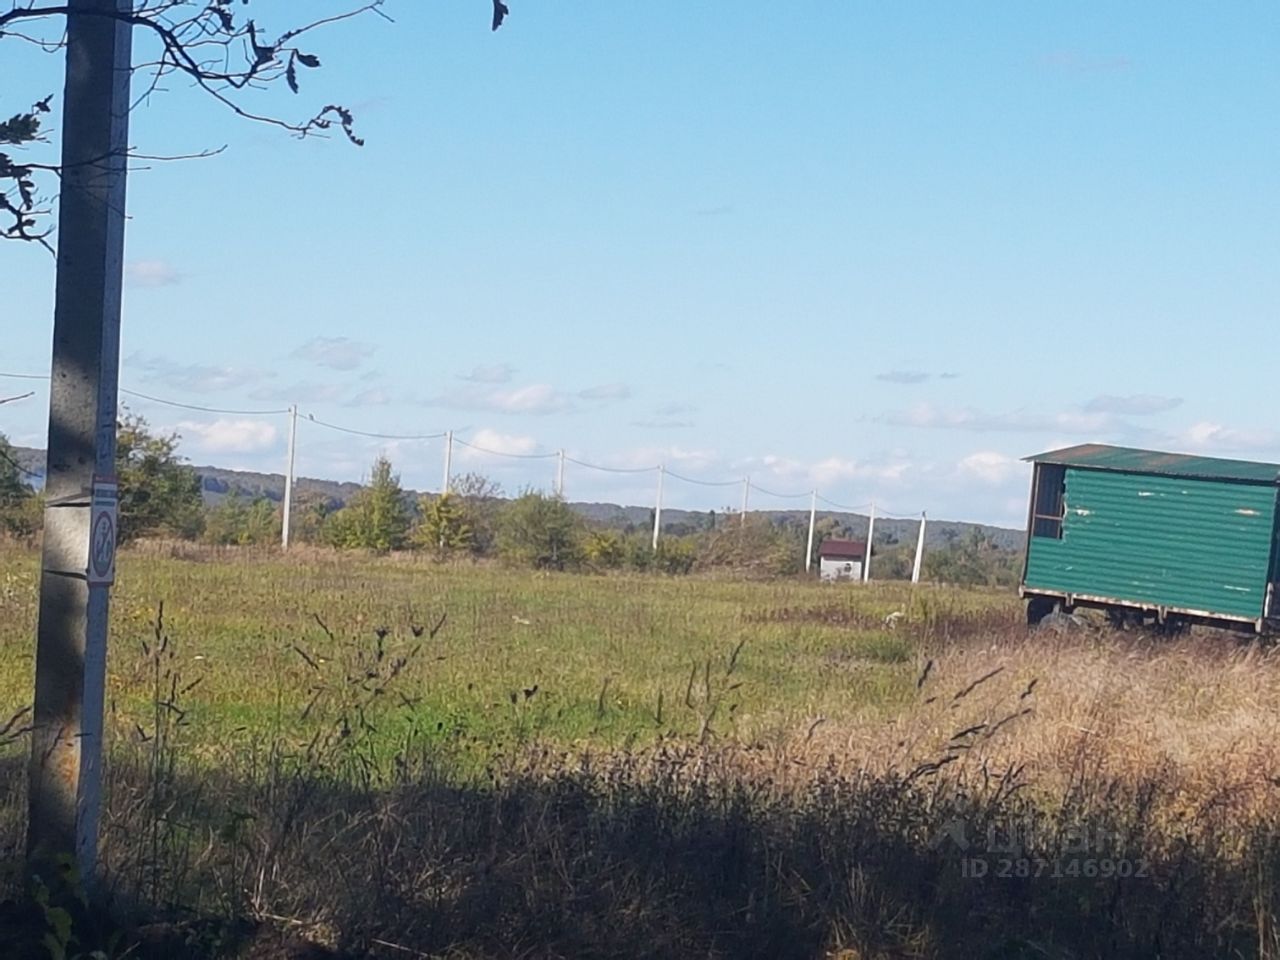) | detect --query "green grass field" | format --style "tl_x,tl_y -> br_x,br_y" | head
0,542 -> 1016,757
